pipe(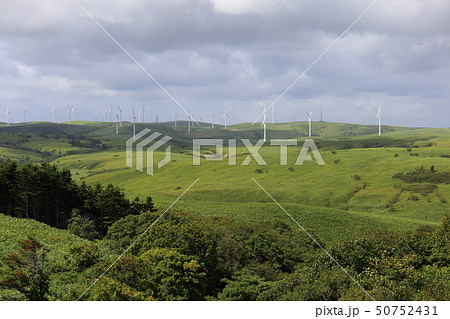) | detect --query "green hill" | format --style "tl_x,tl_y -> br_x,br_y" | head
0,121 -> 449,245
